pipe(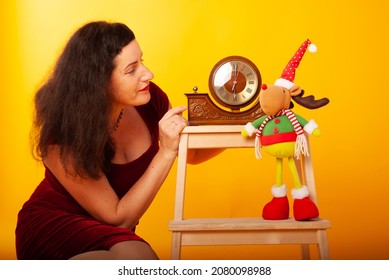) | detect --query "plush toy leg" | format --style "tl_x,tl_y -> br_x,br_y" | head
287,156 -> 302,188
263,158 -> 289,220
292,186 -> 319,221
276,157 -> 283,186
287,157 -> 319,220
